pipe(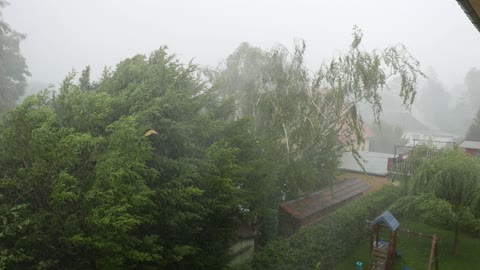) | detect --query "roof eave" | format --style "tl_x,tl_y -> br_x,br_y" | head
458,0 -> 480,33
